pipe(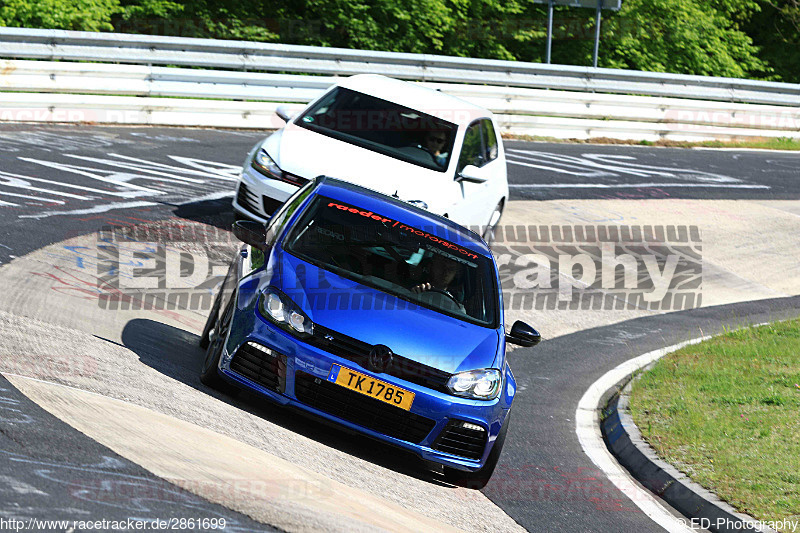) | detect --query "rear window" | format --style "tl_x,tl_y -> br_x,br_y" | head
283,196 -> 497,326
